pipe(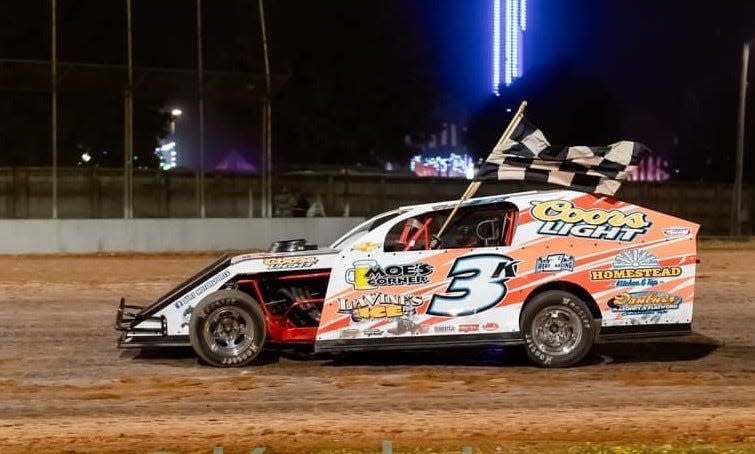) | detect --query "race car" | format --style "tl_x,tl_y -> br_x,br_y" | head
115,189 -> 699,367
